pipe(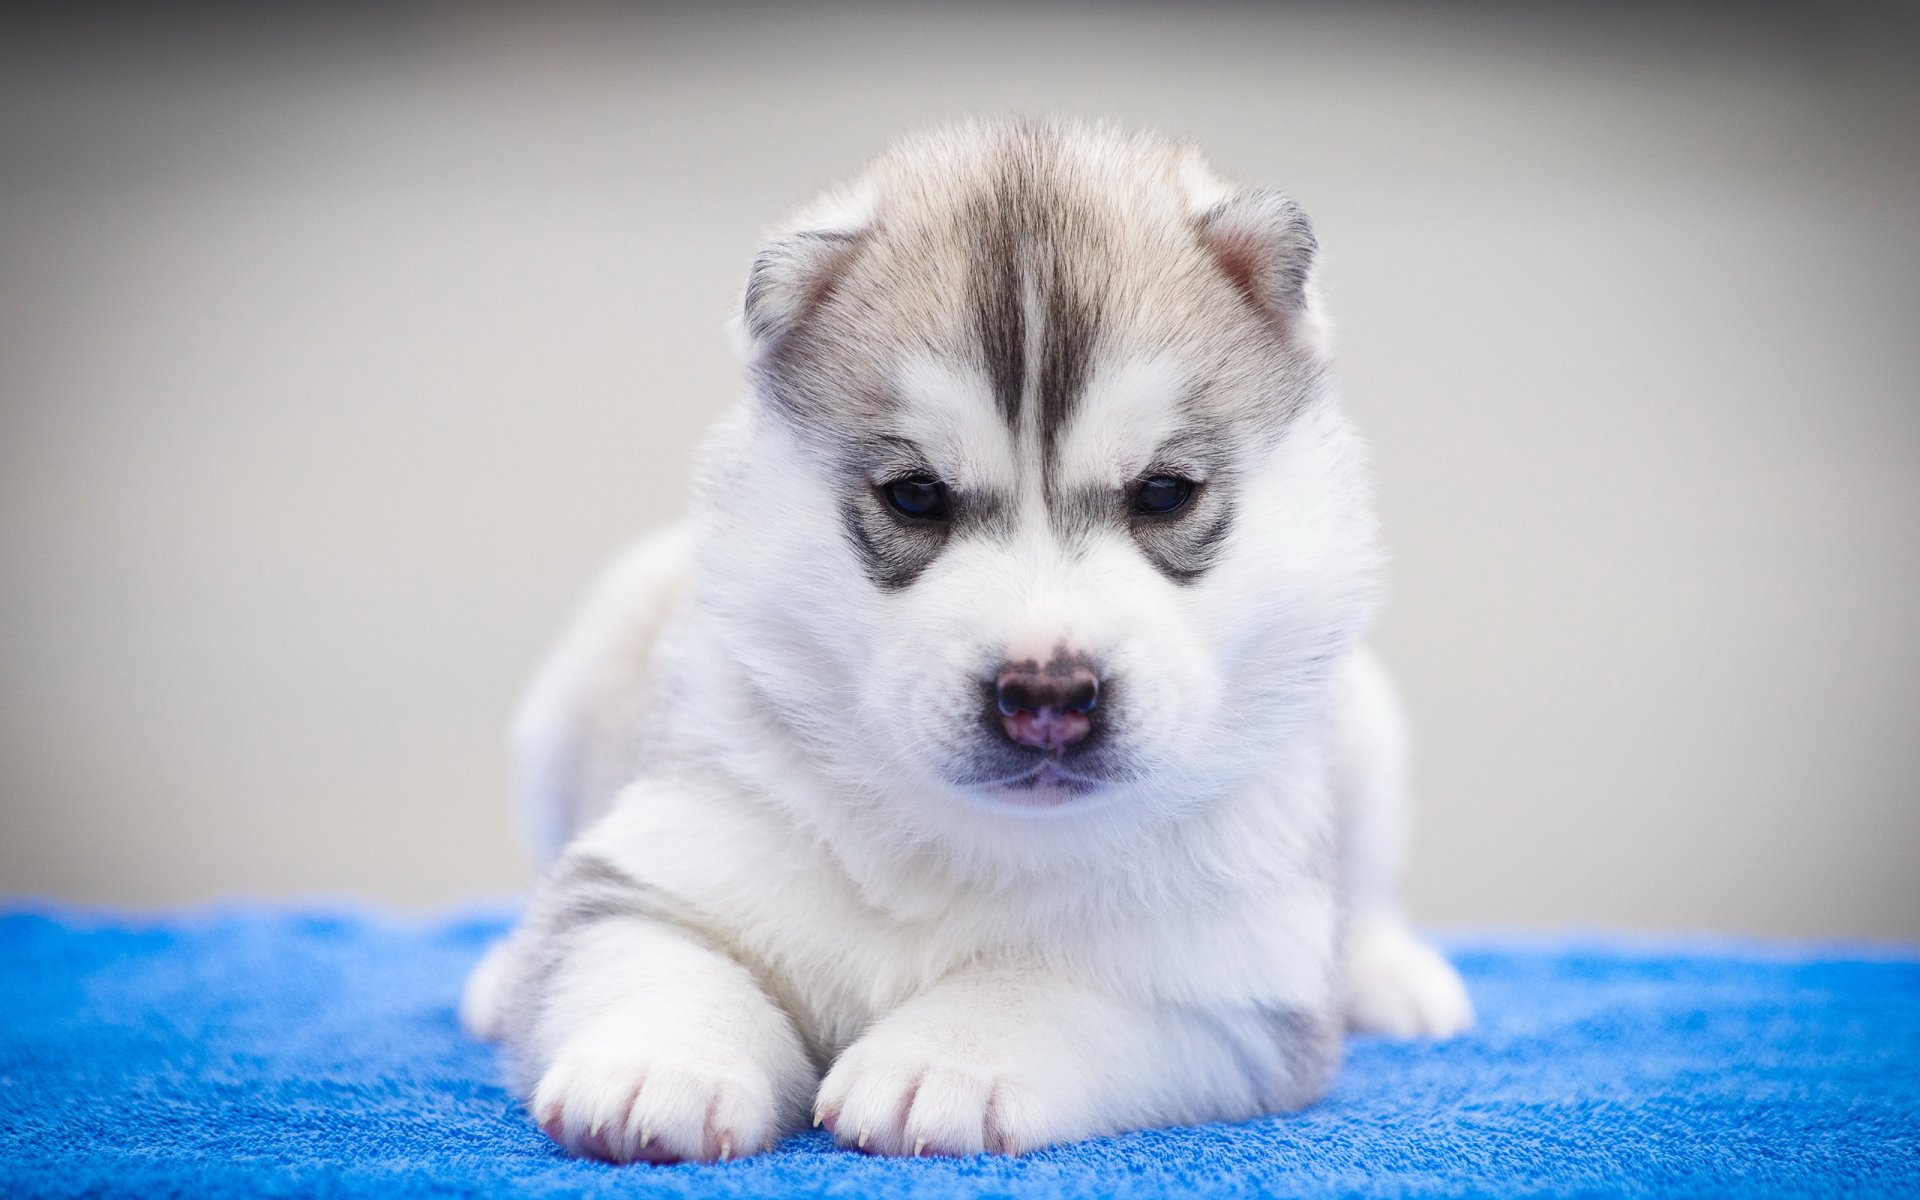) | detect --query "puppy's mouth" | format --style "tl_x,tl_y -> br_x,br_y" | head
981,761 -> 1106,807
